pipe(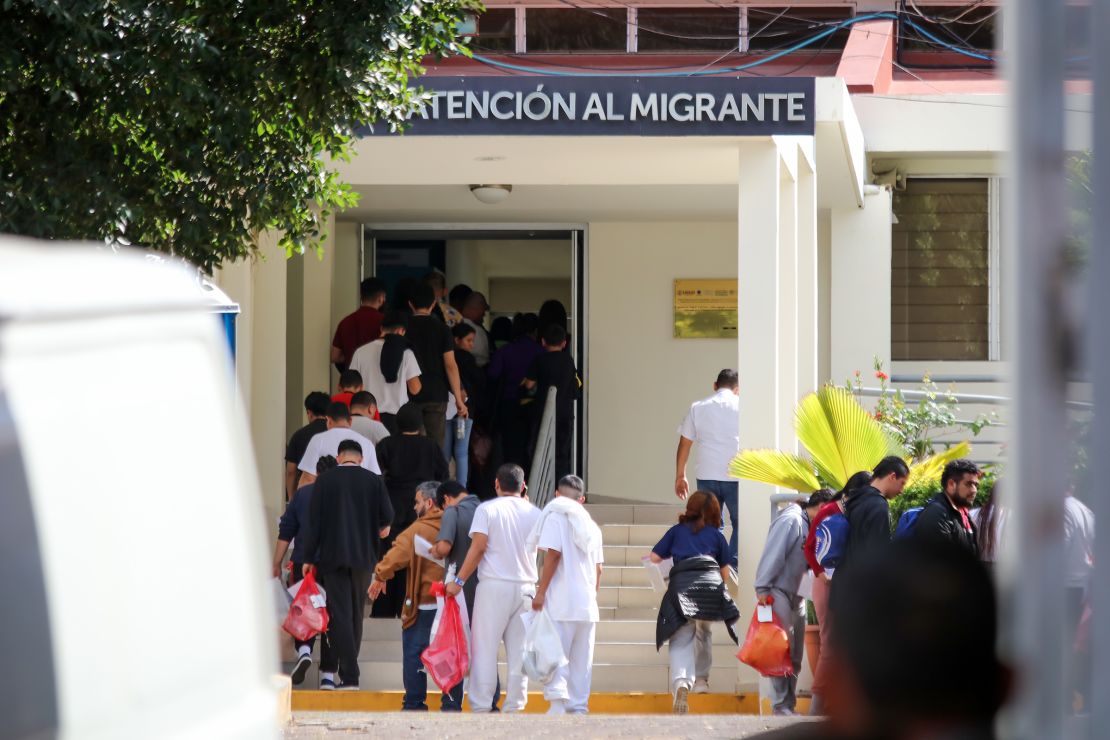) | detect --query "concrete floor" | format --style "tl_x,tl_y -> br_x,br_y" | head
285,712 -> 812,738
